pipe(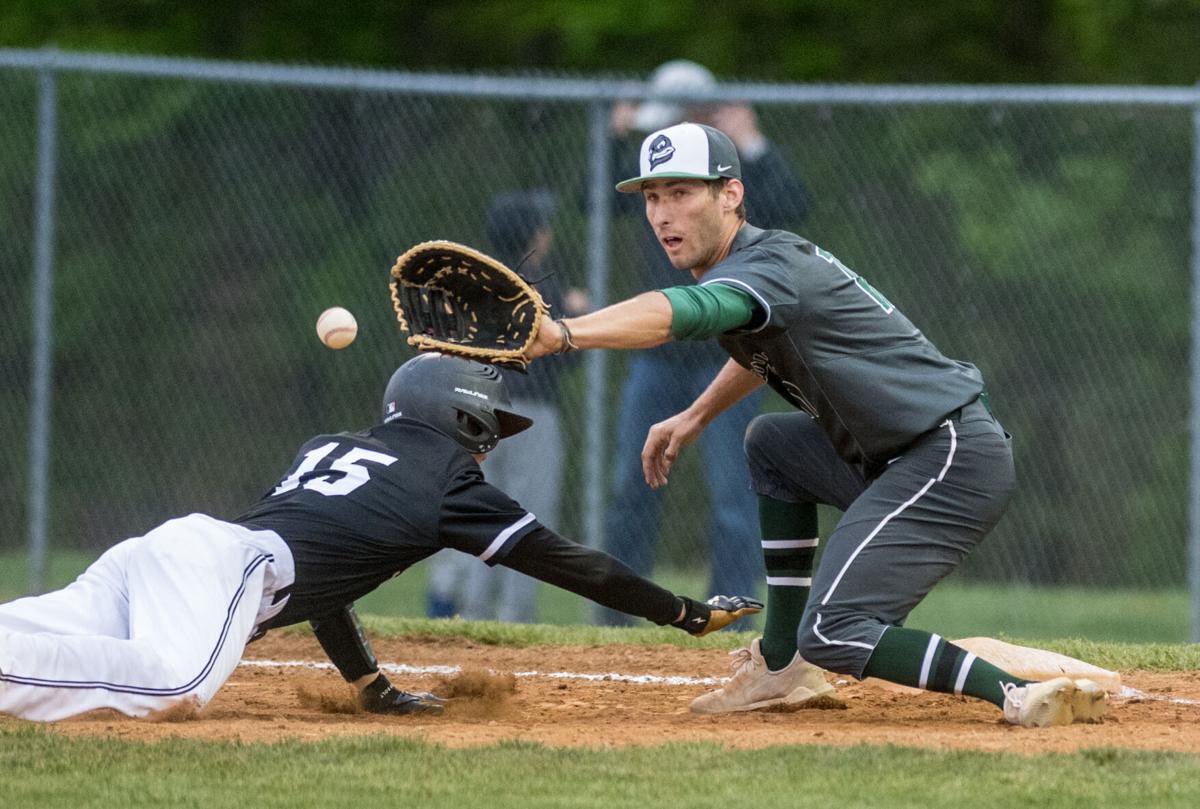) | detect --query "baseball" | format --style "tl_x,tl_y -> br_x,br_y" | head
316,307 -> 358,349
